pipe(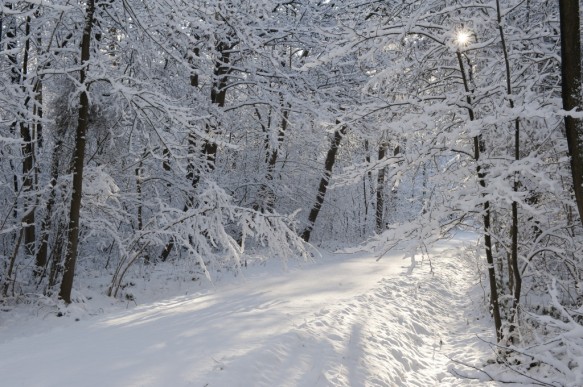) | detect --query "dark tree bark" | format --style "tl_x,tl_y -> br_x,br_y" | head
19,12 -> 36,256
257,98 -> 289,213
135,156 -> 149,264
34,28 -> 76,278
559,0 -> 583,227
34,137 -> 62,277
48,224 -> 66,289
189,41 -> 230,190
4,5 -> 36,255
496,0 -> 522,337
33,16 -> 44,150
203,41 -> 230,166
161,39 -> 232,261
457,50 -> 502,341
301,124 -> 347,242
375,144 -> 400,232
59,0 -> 96,304
5,4 -> 20,206
375,142 -> 388,233
363,140 -> 372,233
3,229 -> 23,297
